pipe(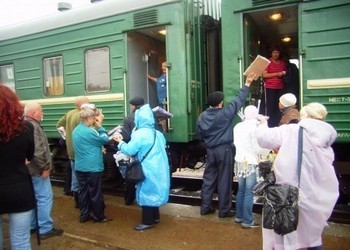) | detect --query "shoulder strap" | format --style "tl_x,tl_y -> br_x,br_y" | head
140,130 -> 157,163
297,127 -> 303,187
